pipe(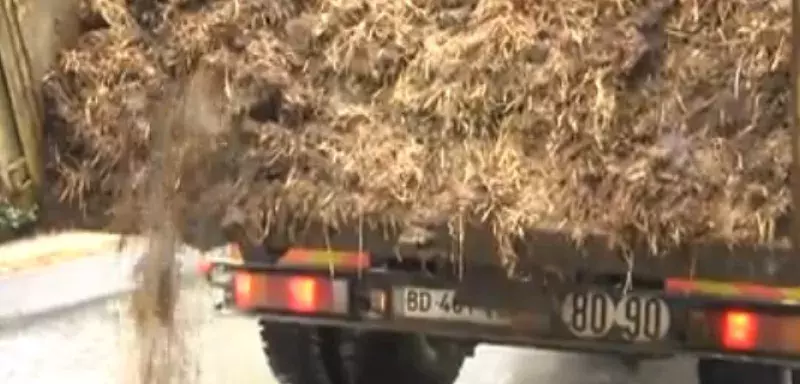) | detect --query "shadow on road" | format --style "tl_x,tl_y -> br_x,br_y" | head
457,344 -> 697,384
